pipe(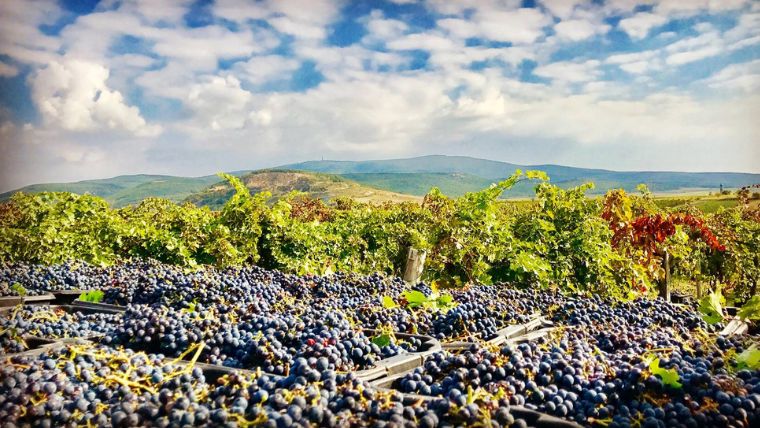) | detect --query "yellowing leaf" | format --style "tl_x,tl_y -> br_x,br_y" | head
381,296 -> 399,309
